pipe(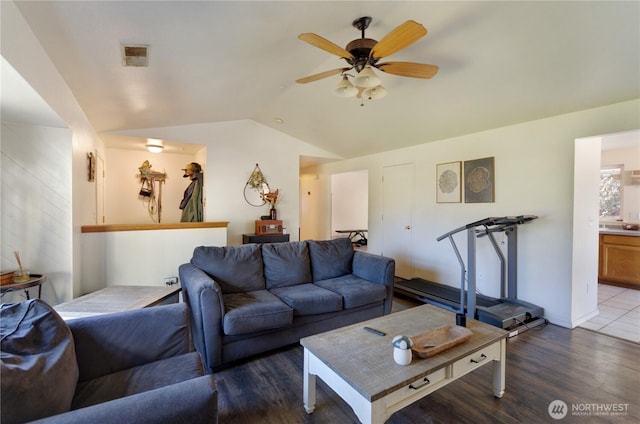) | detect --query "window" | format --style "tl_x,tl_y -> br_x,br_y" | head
600,165 -> 623,218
